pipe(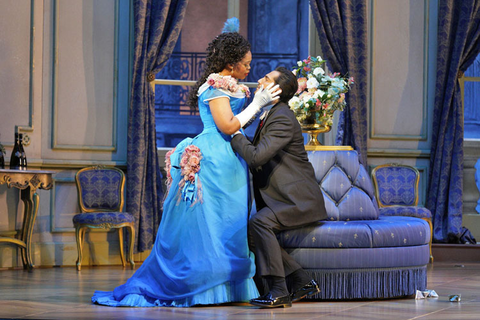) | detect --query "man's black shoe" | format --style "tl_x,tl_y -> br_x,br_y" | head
290,279 -> 320,302
249,293 -> 292,308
